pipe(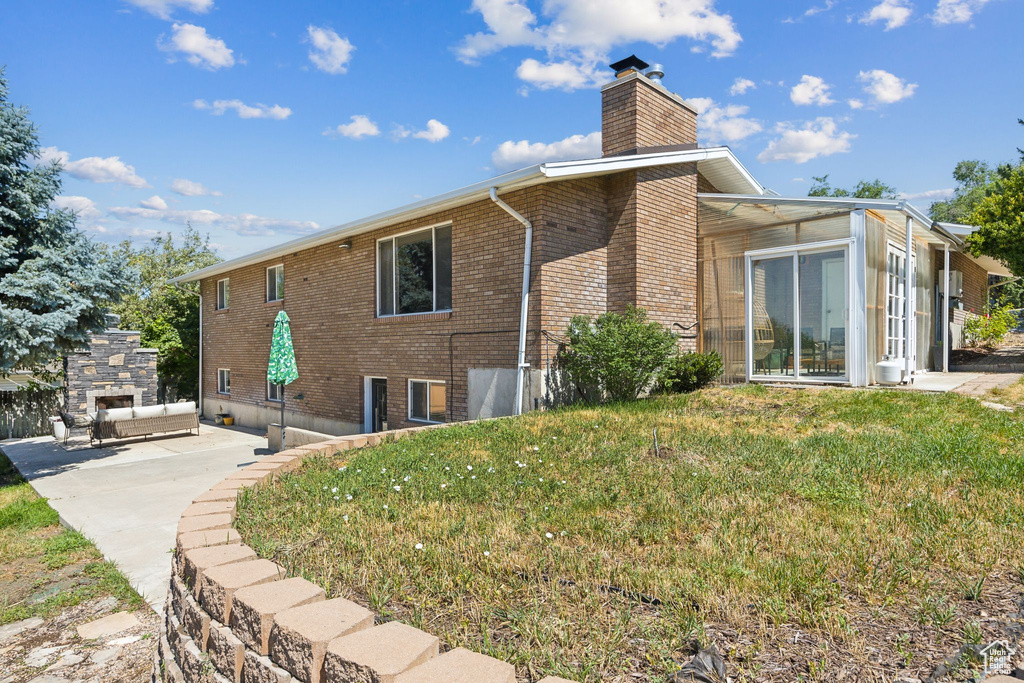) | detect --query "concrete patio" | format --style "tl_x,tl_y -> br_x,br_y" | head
1,422 -> 272,612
